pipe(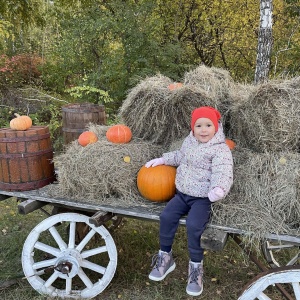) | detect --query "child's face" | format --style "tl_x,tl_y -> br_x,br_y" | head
193,117 -> 216,143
